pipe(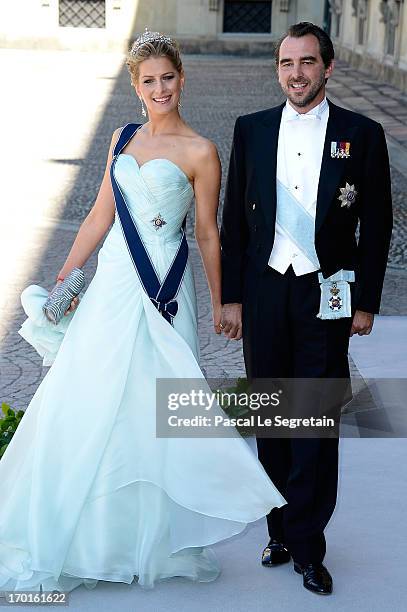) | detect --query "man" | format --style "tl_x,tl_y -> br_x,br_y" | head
220,22 -> 392,595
